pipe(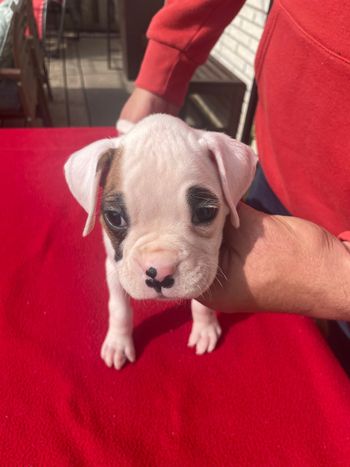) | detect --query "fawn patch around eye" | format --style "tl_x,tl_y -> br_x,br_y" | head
102,192 -> 129,261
